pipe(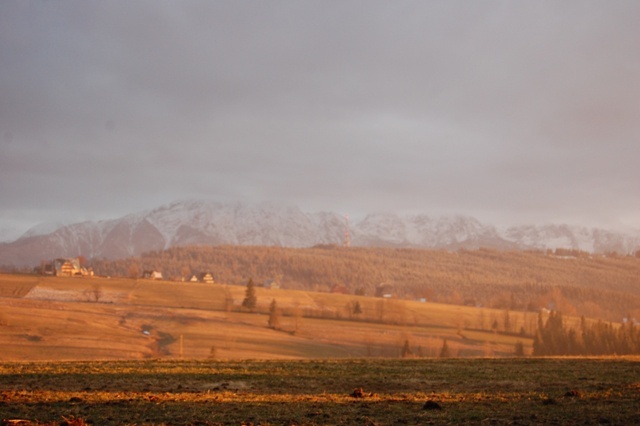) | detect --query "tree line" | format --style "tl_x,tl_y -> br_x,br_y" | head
533,311 -> 640,356
87,245 -> 640,322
